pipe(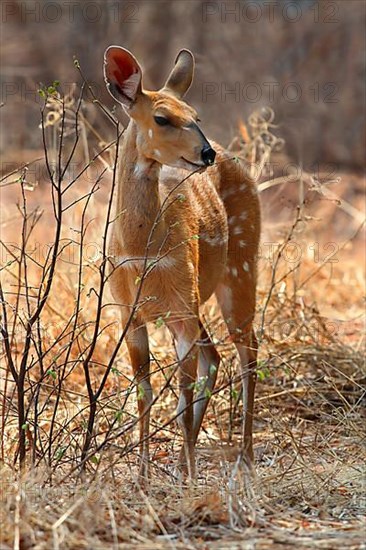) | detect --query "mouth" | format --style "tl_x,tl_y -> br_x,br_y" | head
181,157 -> 205,169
